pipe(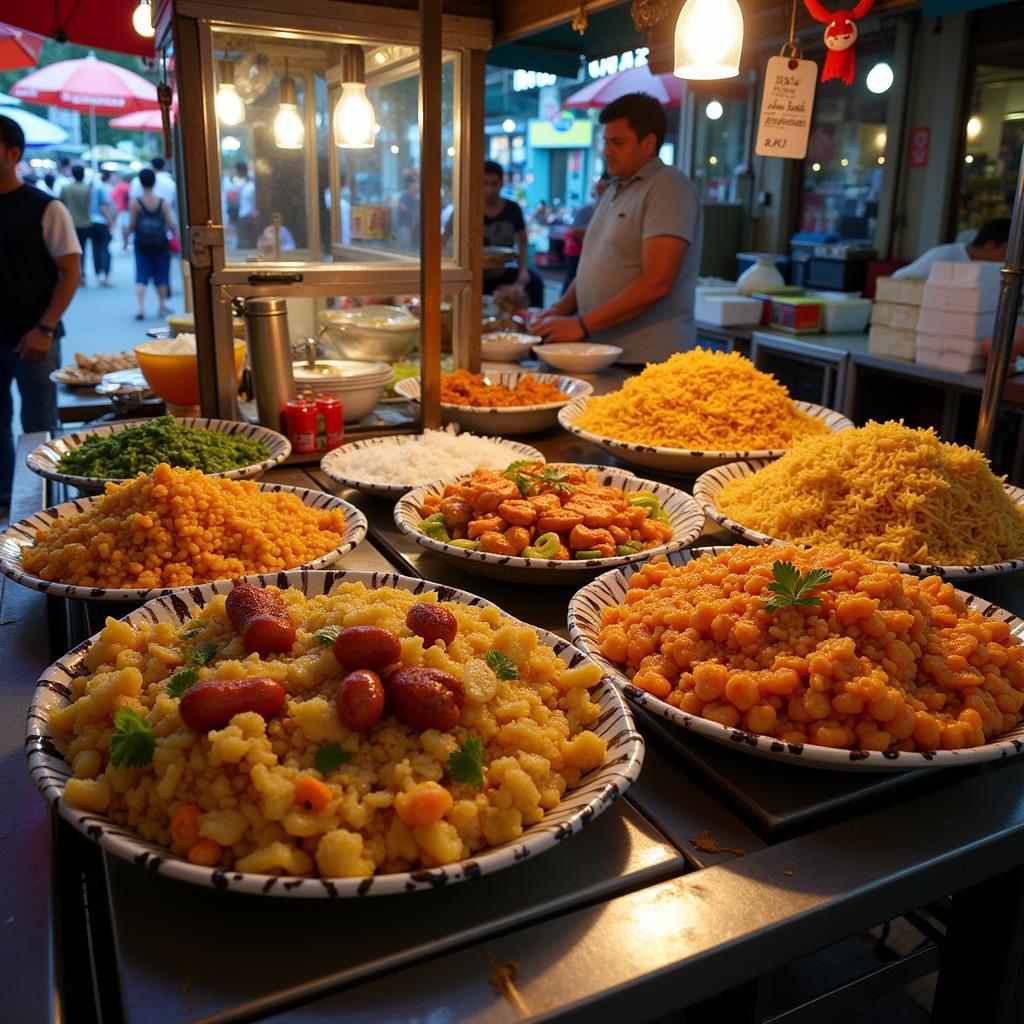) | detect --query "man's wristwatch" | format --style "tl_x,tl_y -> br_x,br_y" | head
577,316 -> 591,340
35,323 -> 58,337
